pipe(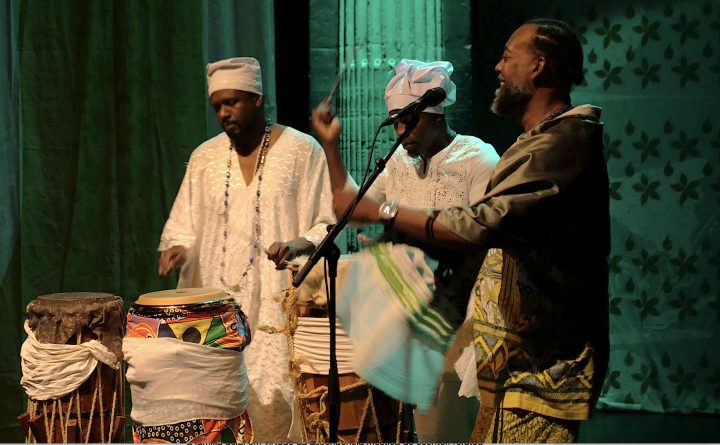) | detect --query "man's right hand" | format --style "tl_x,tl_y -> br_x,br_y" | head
158,245 -> 187,276
311,99 -> 341,149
